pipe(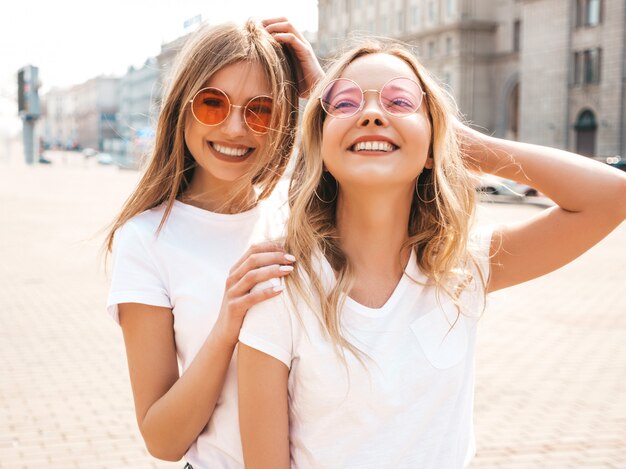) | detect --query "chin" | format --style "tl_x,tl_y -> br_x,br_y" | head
337,169 -> 417,187
198,161 -> 254,184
